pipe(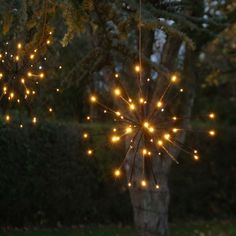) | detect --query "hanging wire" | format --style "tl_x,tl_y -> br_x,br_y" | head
137,0 -> 144,103
139,0 -> 142,88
